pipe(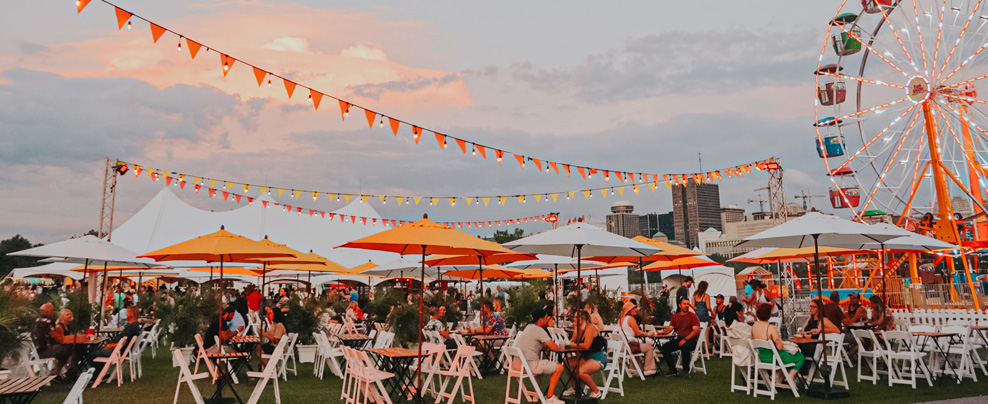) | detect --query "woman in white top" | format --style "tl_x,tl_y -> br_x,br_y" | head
619,302 -> 657,375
